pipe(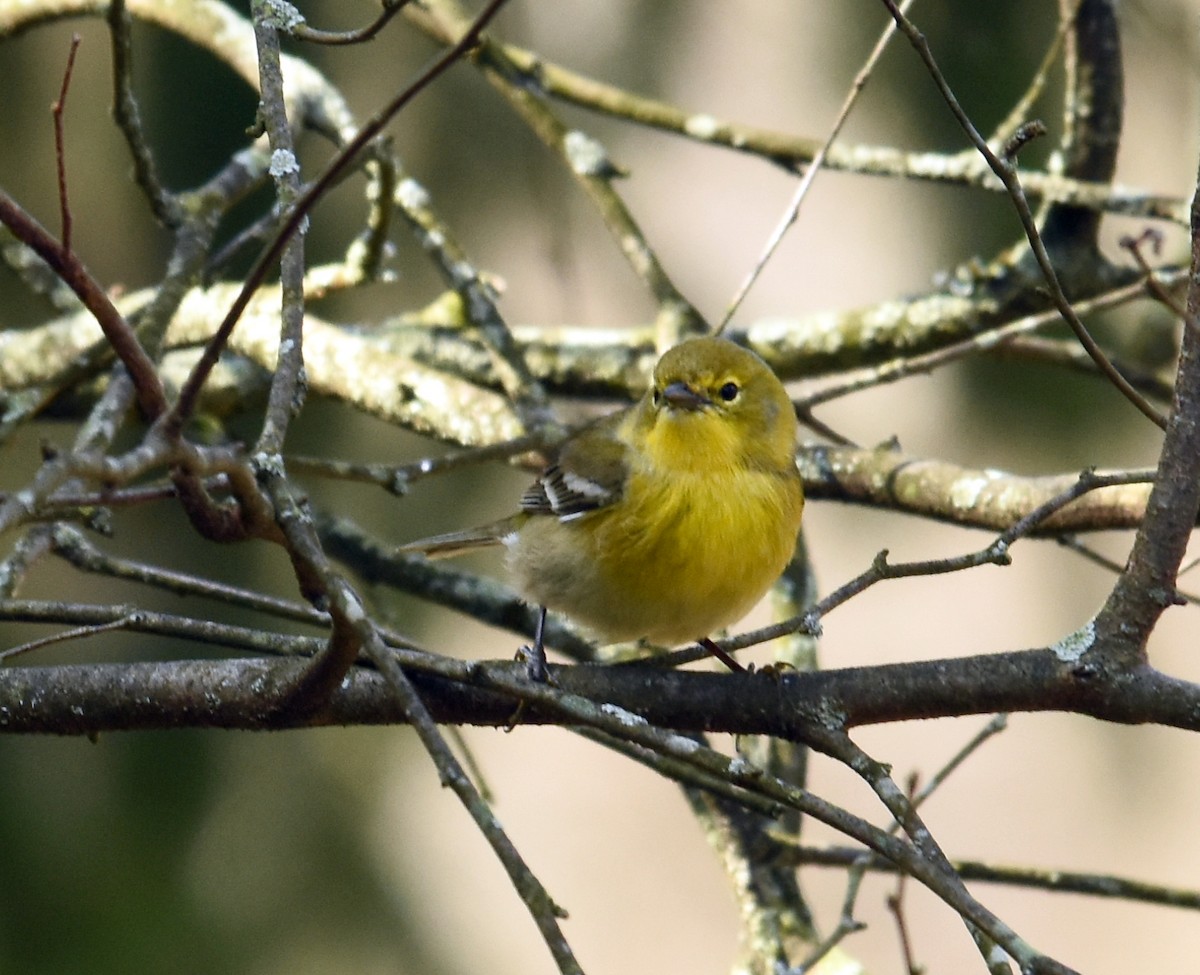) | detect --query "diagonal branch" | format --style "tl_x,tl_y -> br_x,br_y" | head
878,0 -> 1165,430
